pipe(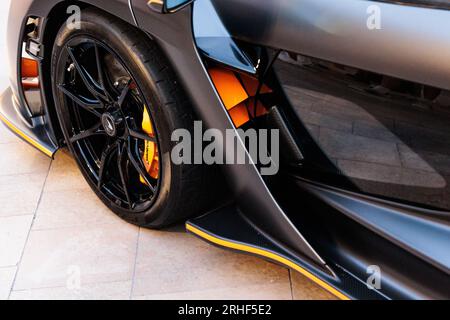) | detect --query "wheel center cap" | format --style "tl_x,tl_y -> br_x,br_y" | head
102,113 -> 118,137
